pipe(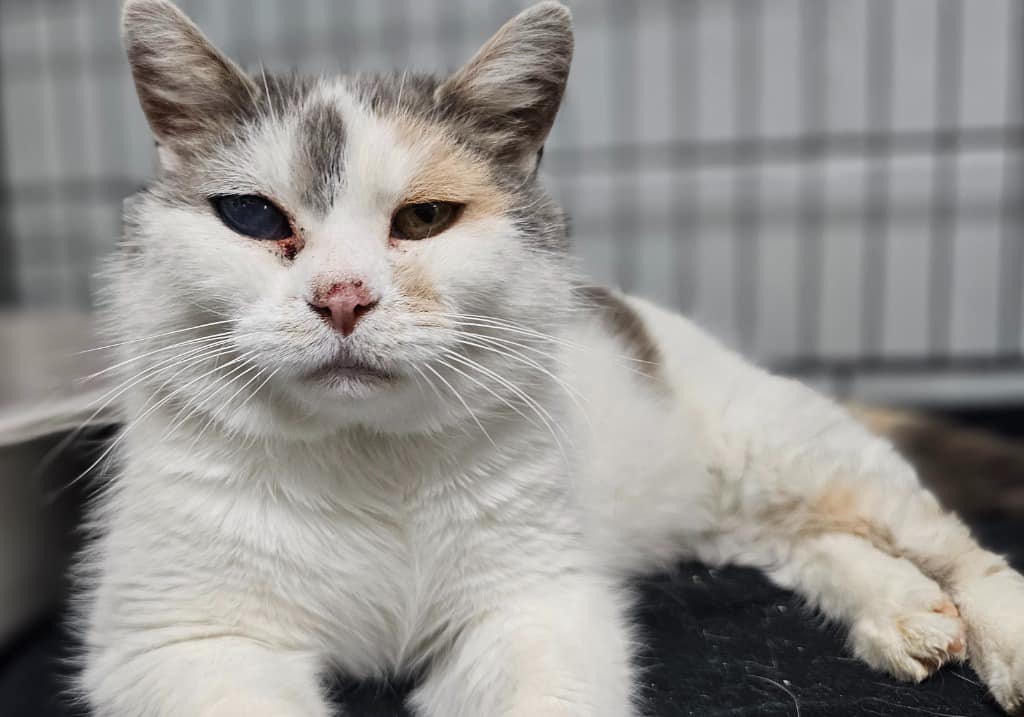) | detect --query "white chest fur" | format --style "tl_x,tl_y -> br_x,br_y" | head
88,418 -> 582,679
